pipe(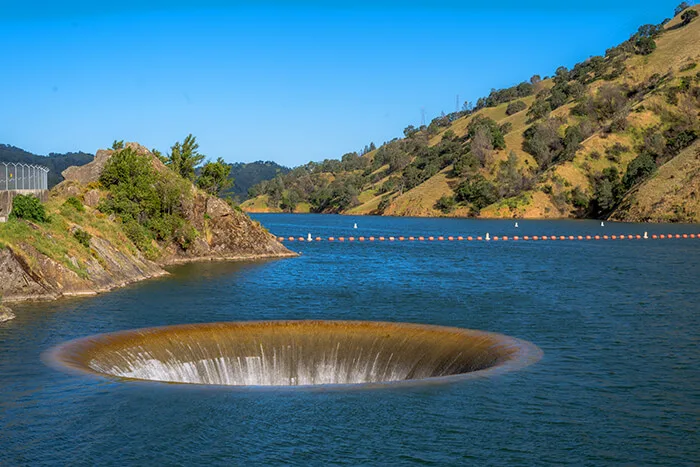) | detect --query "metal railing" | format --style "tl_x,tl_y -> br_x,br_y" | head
0,163 -> 49,190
